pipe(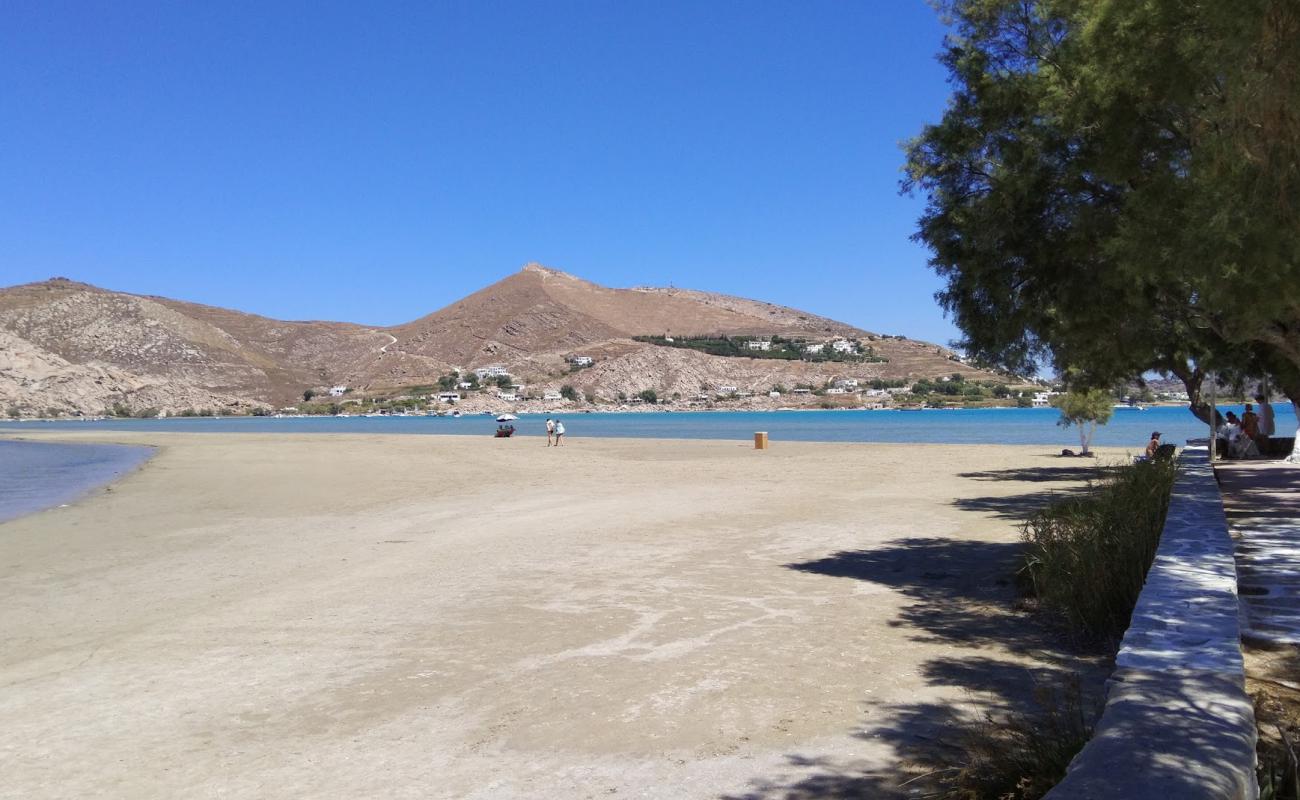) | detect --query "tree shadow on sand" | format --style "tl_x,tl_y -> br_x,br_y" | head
722,535 -> 1109,797
946,463 -> 1113,521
